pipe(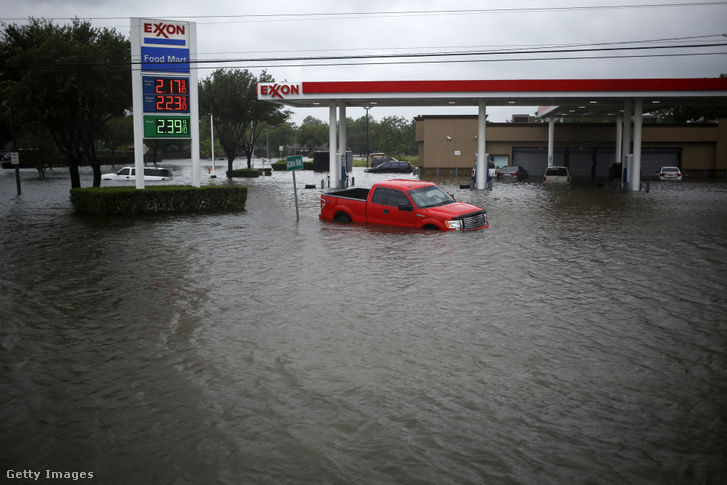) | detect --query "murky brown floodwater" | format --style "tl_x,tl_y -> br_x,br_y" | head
2,161 -> 726,484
